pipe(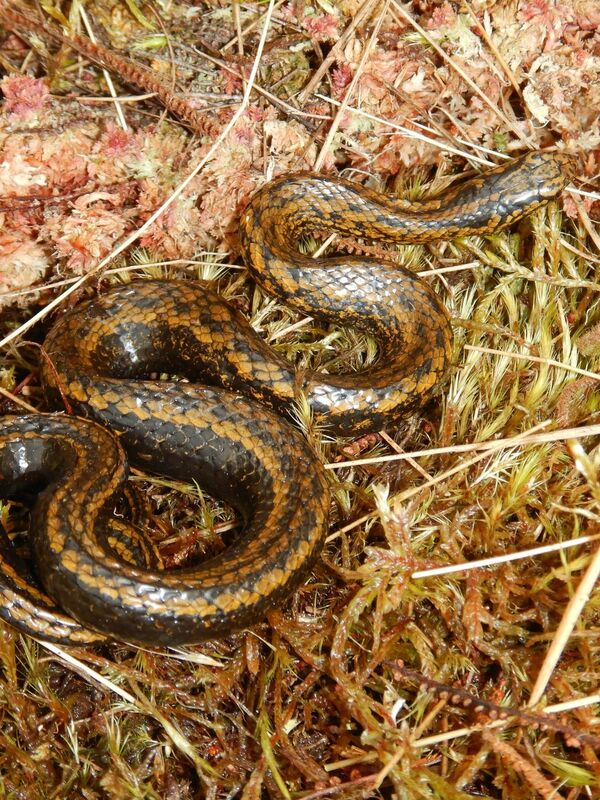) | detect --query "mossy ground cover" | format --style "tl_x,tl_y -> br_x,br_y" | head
0,2 -> 598,797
